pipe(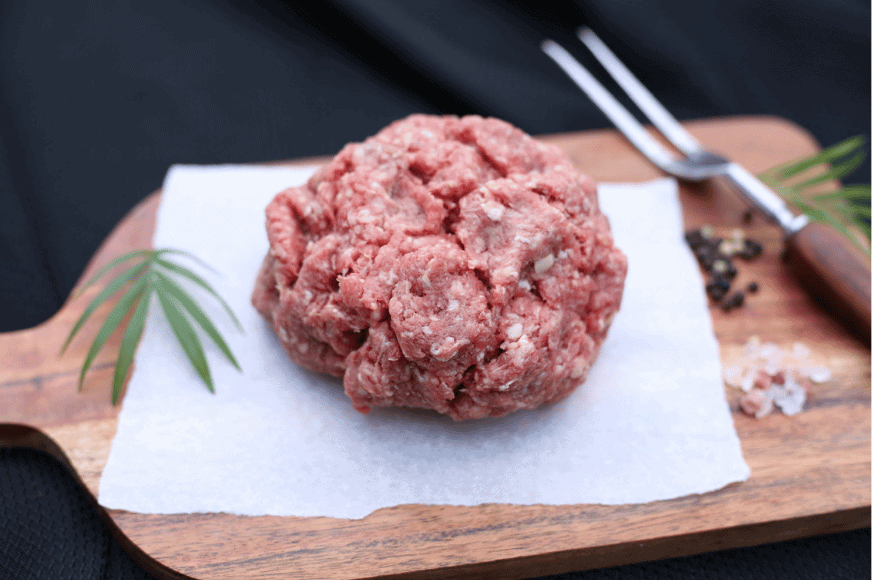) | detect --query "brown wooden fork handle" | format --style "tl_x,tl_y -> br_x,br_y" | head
784,221 -> 871,345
